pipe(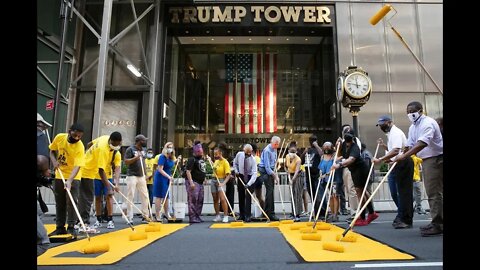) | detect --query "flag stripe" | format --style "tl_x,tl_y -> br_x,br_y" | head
257,53 -> 263,133
265,55 -> 270,133
240,83 -> 245,134
273,54 -> 277,132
